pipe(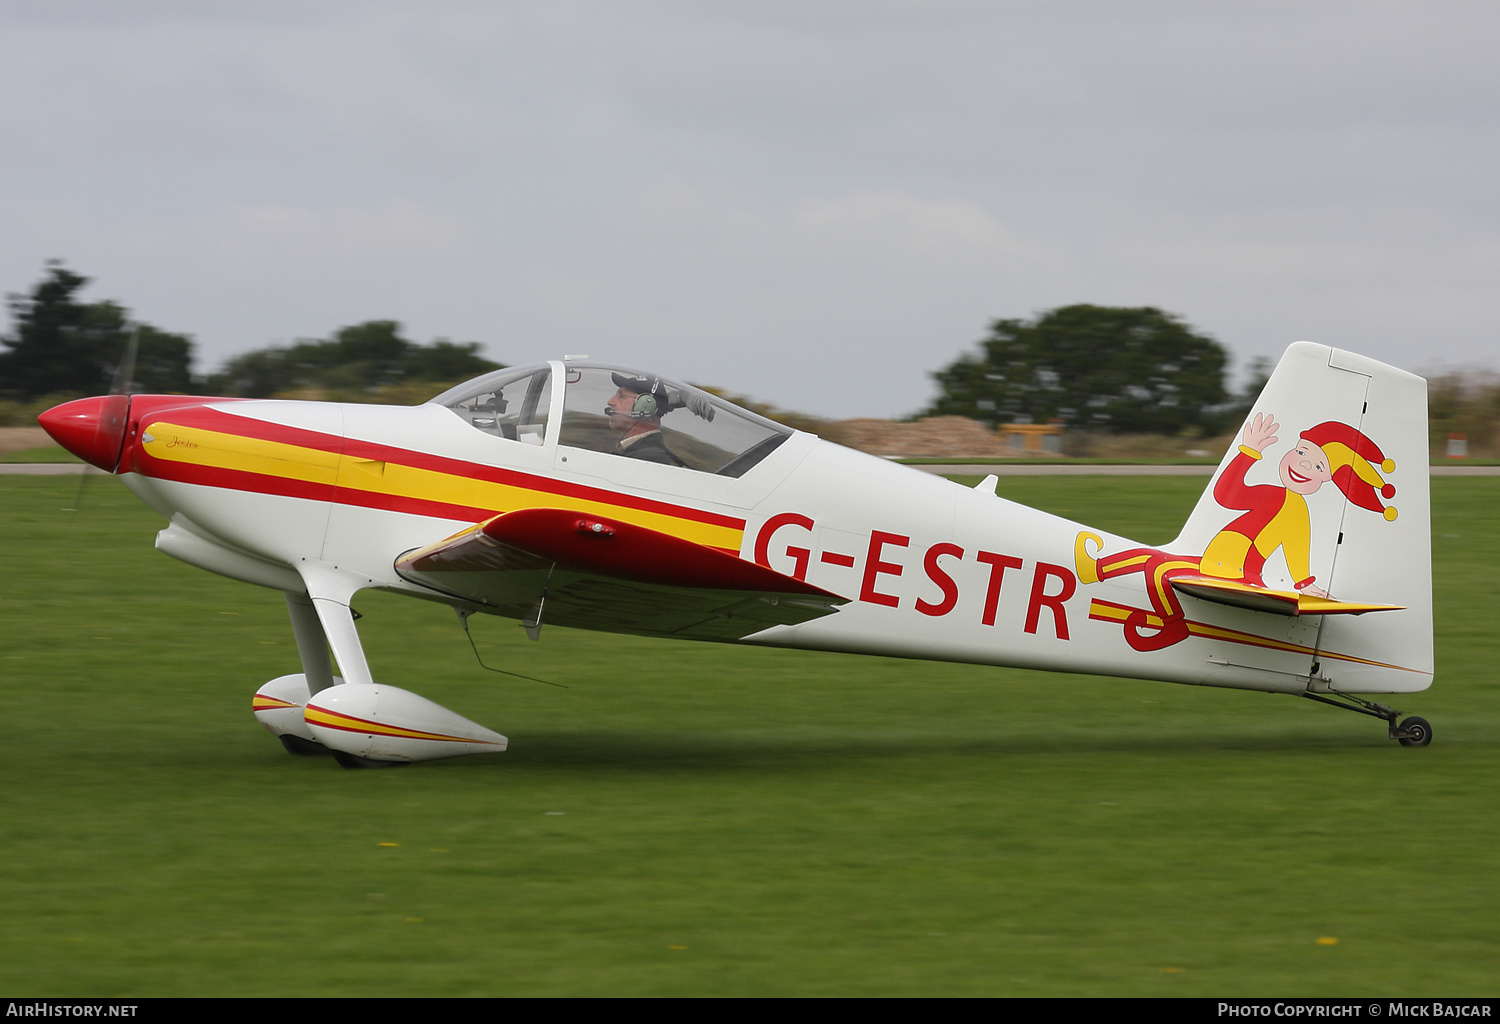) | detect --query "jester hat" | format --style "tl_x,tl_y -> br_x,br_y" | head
1299,421 -> 1398,521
